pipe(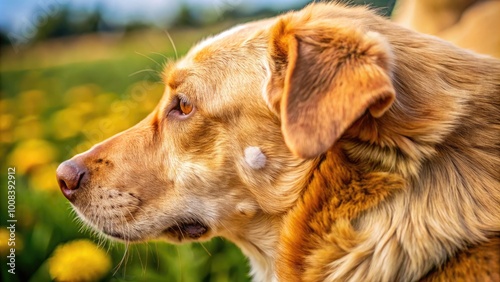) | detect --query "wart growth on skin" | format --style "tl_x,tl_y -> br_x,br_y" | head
244,146 -> 267,169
